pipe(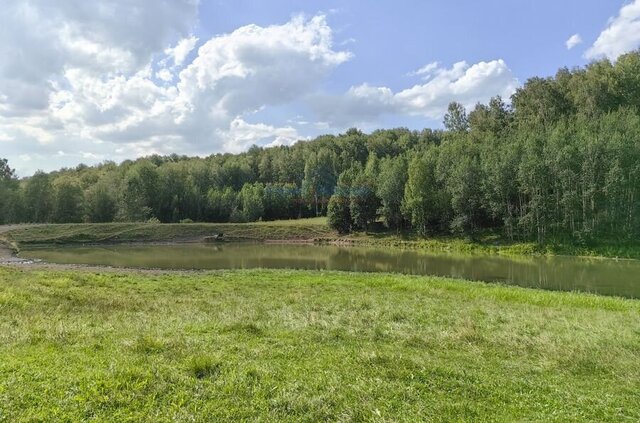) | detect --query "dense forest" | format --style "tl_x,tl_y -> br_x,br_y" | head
2,52 -> 640,243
